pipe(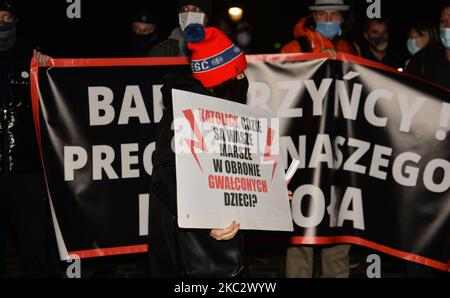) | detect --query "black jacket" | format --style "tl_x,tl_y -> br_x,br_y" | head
147,27 -> 189,57
1,40 -> 42,176
148,73 -> 246,278
405,43 -> 450,89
